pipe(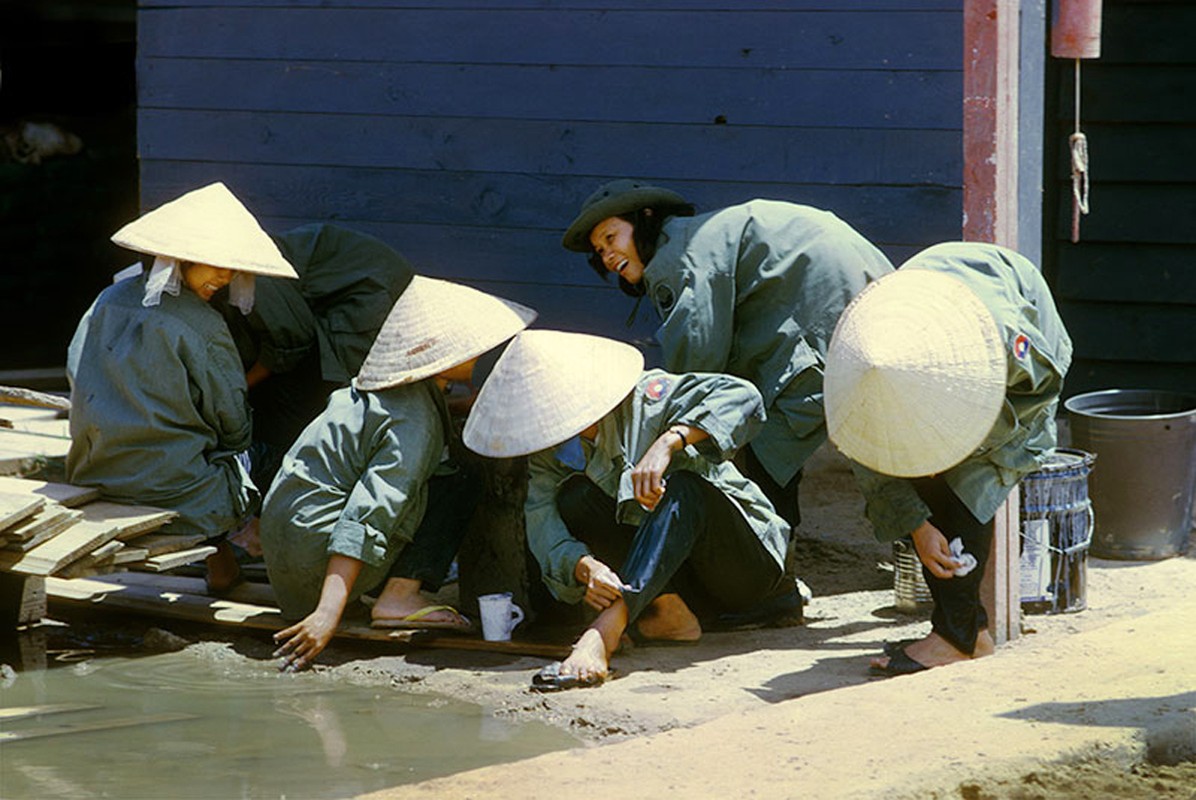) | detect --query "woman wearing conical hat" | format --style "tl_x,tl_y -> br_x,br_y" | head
823,242 -> 1072,675
562,179 -> 893,529
464,331 -> 794,690
261,277 -> 535,671
66,182 -> 299,593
